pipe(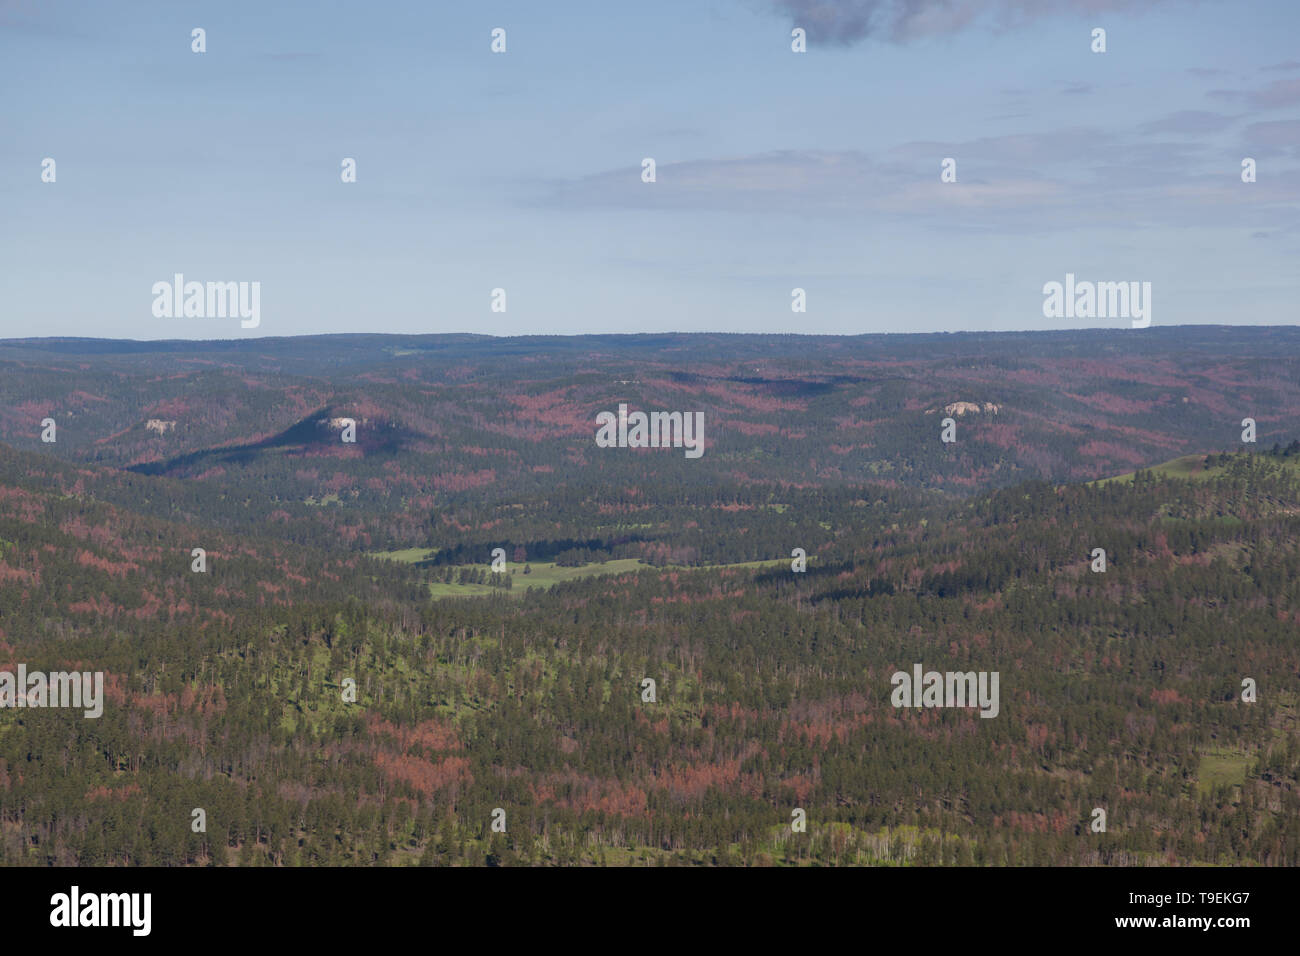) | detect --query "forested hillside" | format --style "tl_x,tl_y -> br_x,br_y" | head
2,420 -> 1296,866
